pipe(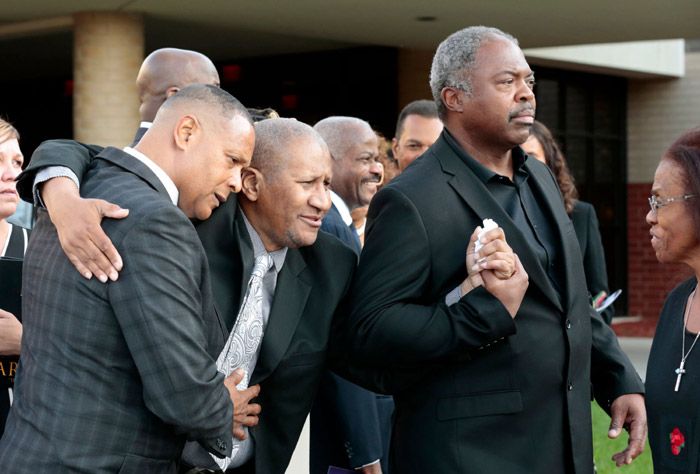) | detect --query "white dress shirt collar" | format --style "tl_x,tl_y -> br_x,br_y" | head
123,147 -> 179,206
330,191 -> 353,226
241,209 -> 287,273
